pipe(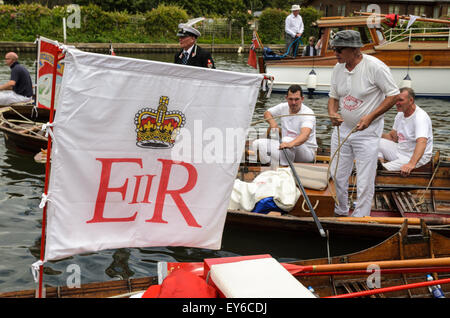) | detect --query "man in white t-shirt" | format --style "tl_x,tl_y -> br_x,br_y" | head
378,87 -> 433,176
252,84 -> 317,166
285,4 -> 304,56
328,30 -> 400,217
